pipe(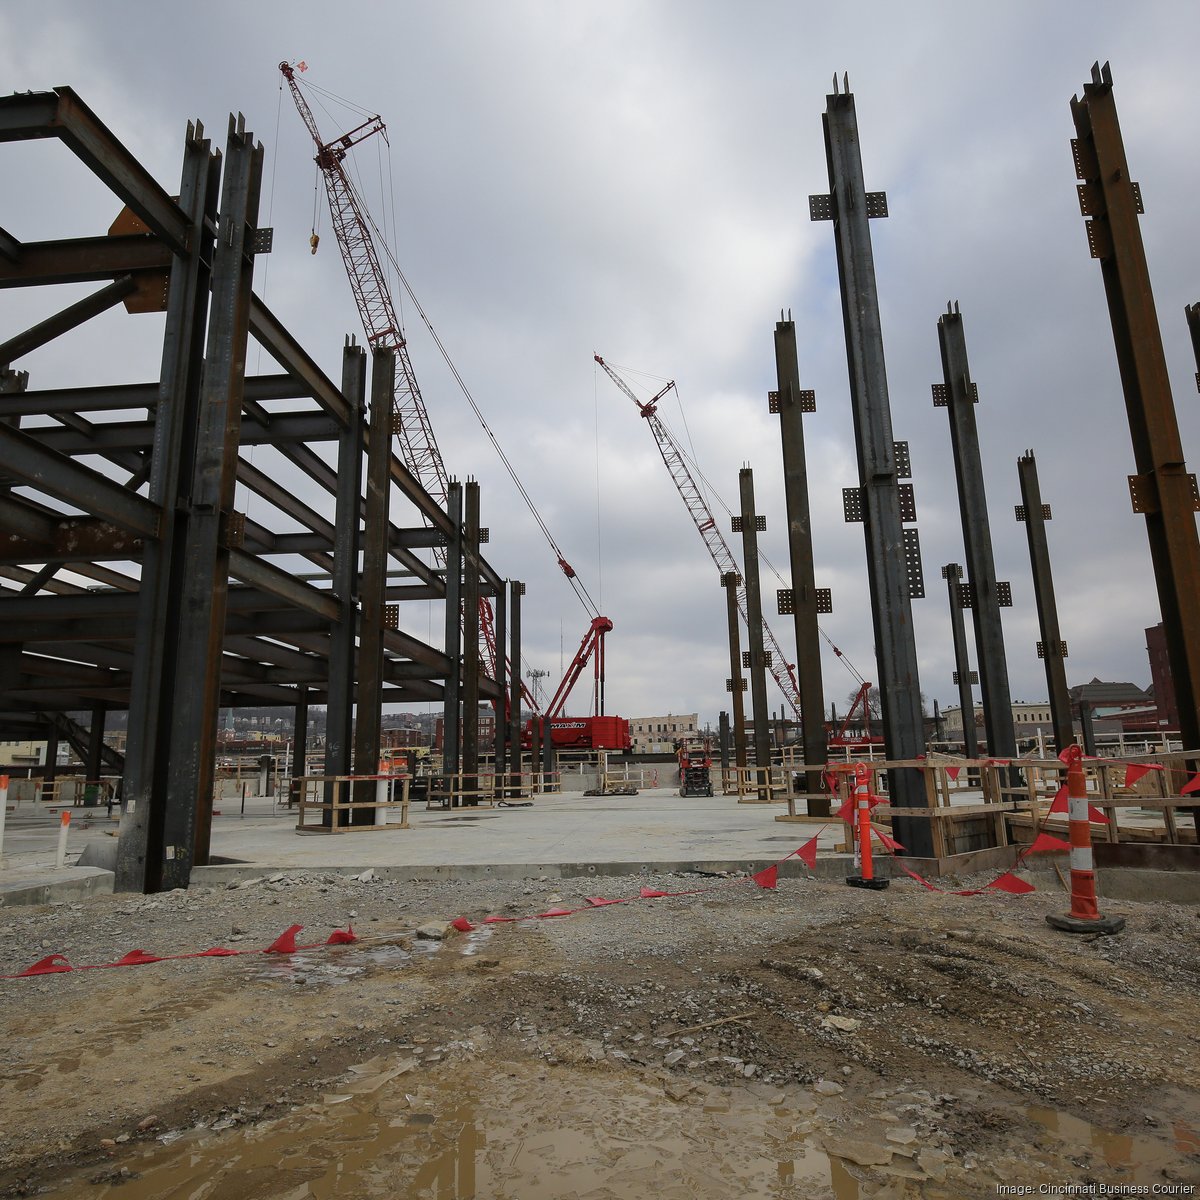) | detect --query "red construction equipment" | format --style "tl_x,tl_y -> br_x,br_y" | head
677,735 -> 714,797
280,64 -> 612,725
829,681 -> 885,749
